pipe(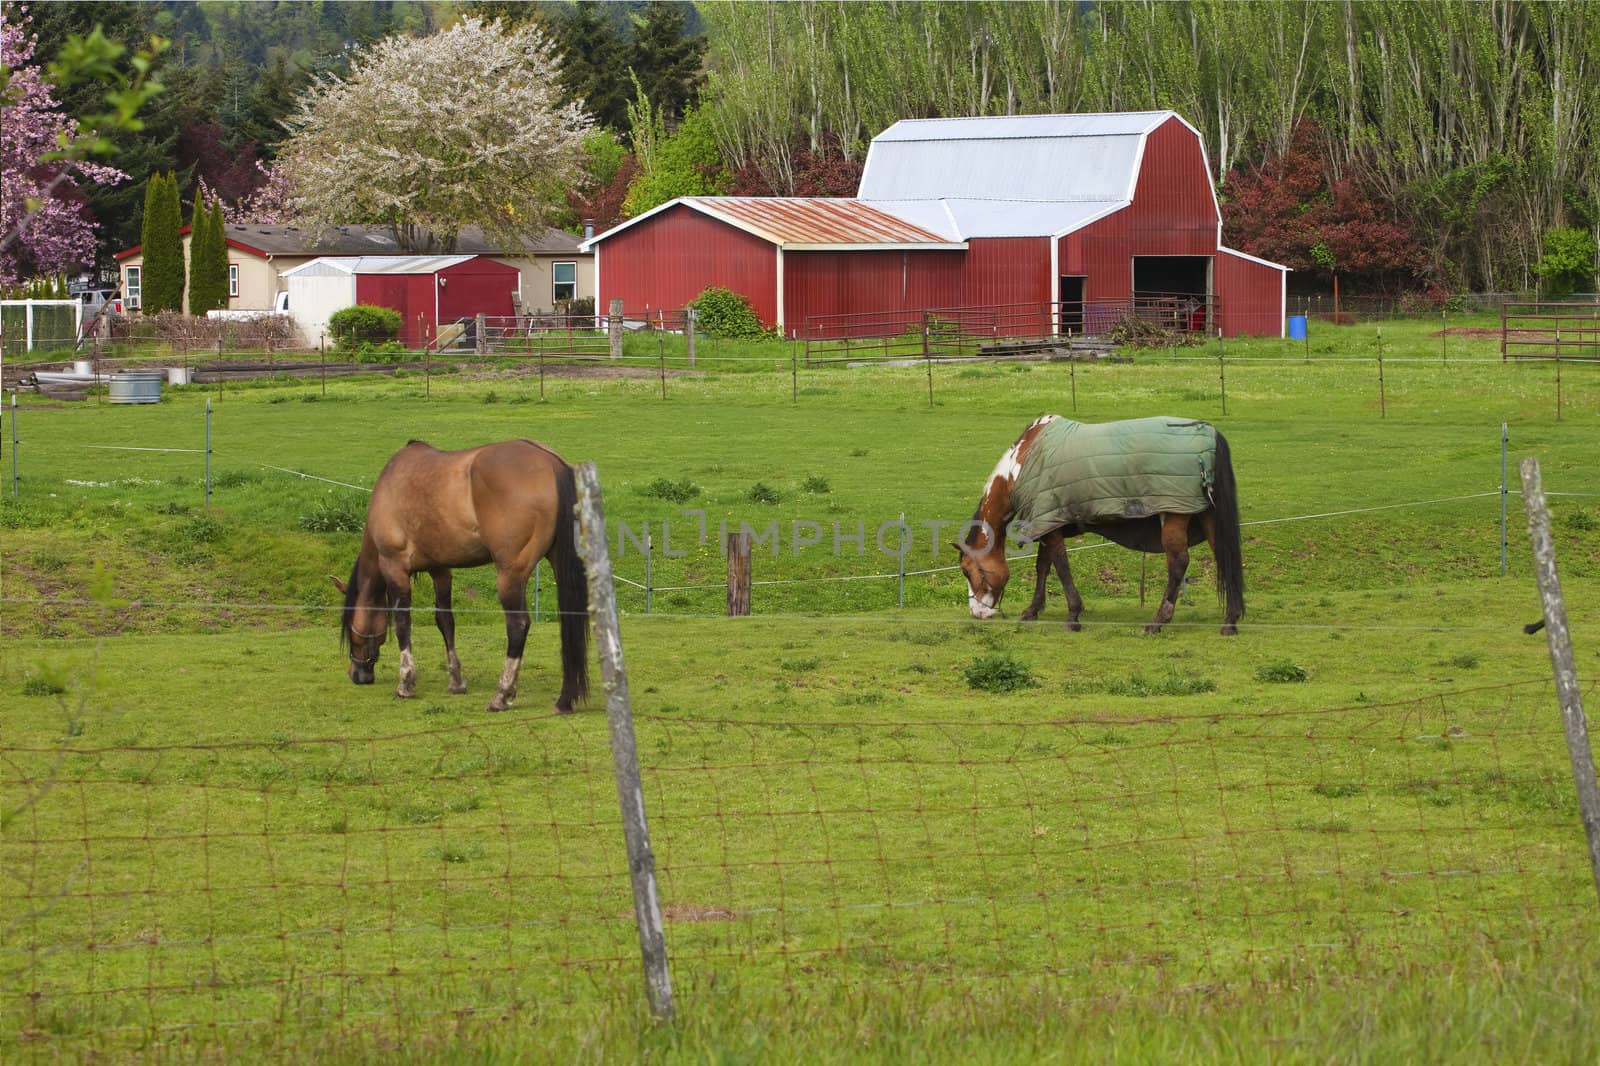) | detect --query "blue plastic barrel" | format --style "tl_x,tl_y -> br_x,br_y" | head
1287,315 -> 1308,340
